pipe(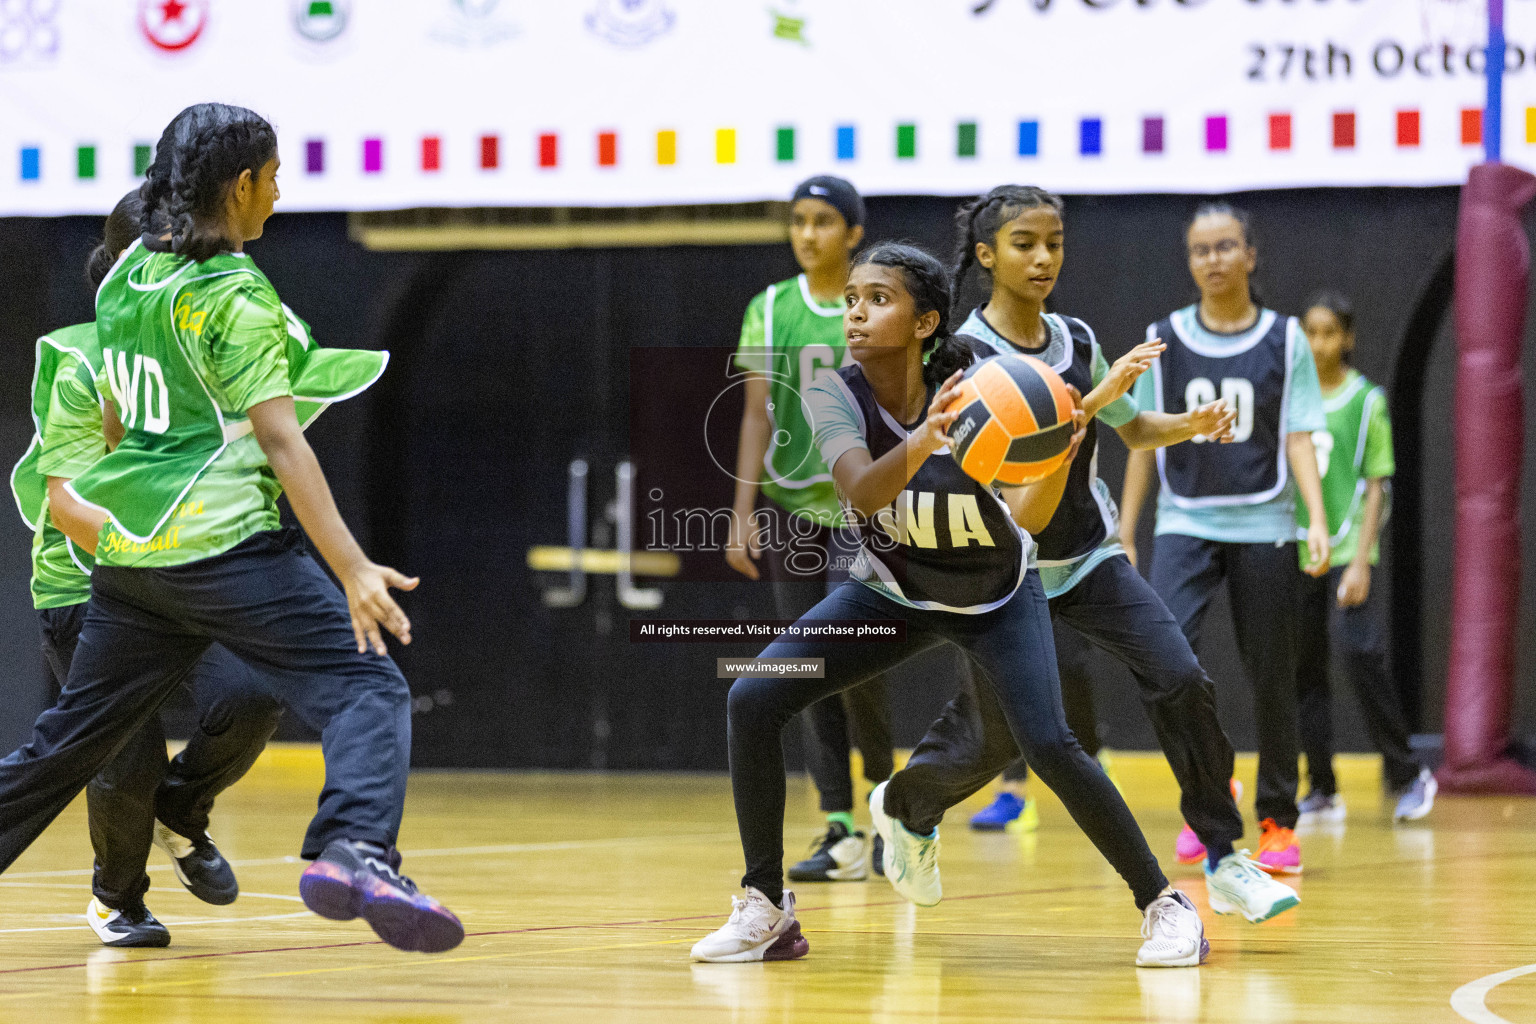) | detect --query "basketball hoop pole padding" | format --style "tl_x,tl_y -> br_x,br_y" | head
1440,161 -> 1536,794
